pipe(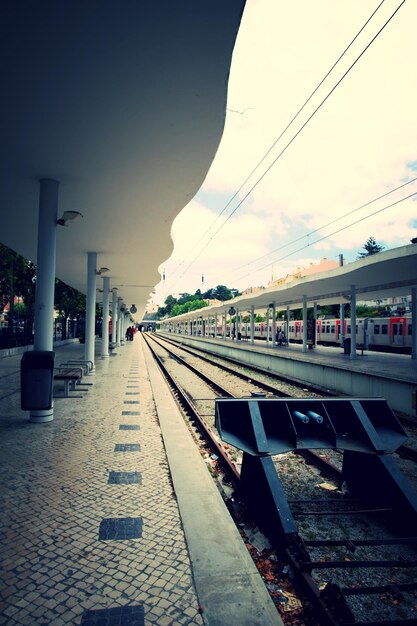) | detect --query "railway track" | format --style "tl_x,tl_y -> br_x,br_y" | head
144,332 -> 417,626
151,333 -> 417,481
